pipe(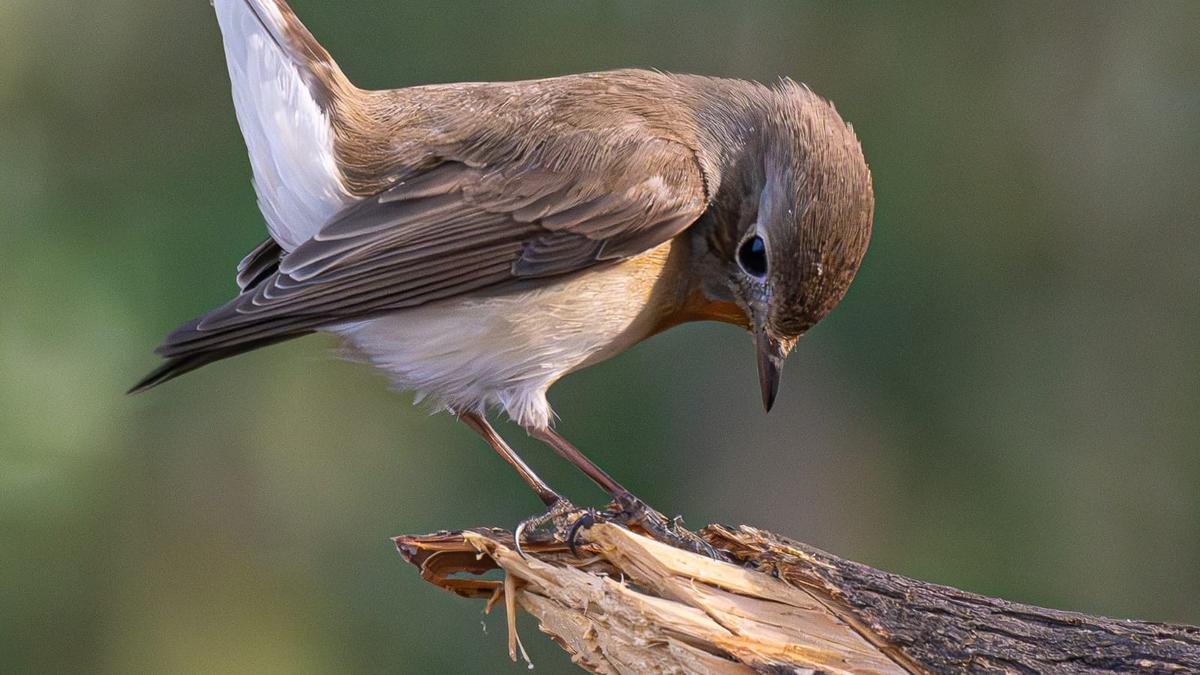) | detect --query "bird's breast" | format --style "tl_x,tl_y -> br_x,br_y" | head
328,241 -> 686,427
